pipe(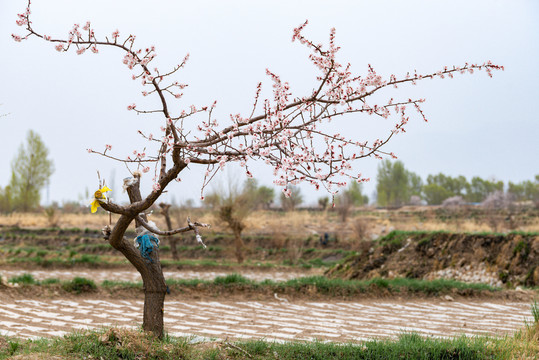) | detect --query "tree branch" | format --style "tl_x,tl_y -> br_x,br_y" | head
135,215 -> 210,236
